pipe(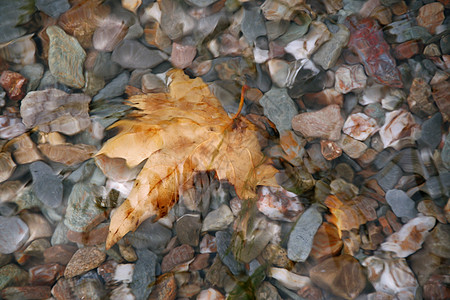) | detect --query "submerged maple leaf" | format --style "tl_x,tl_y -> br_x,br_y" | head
96,70 -> 279,249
